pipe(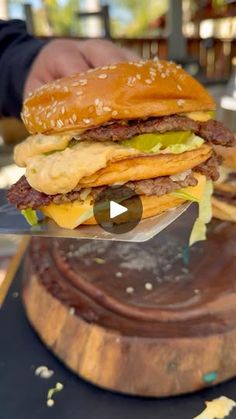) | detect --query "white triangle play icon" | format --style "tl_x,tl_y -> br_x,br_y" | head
110,201 -> 128,219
